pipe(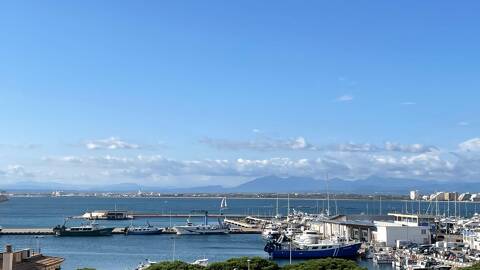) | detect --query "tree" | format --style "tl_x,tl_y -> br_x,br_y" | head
207,257 -> 279,270
282,258 -> 366,270
146,260 -> 205,270
462,263 -> 480,270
